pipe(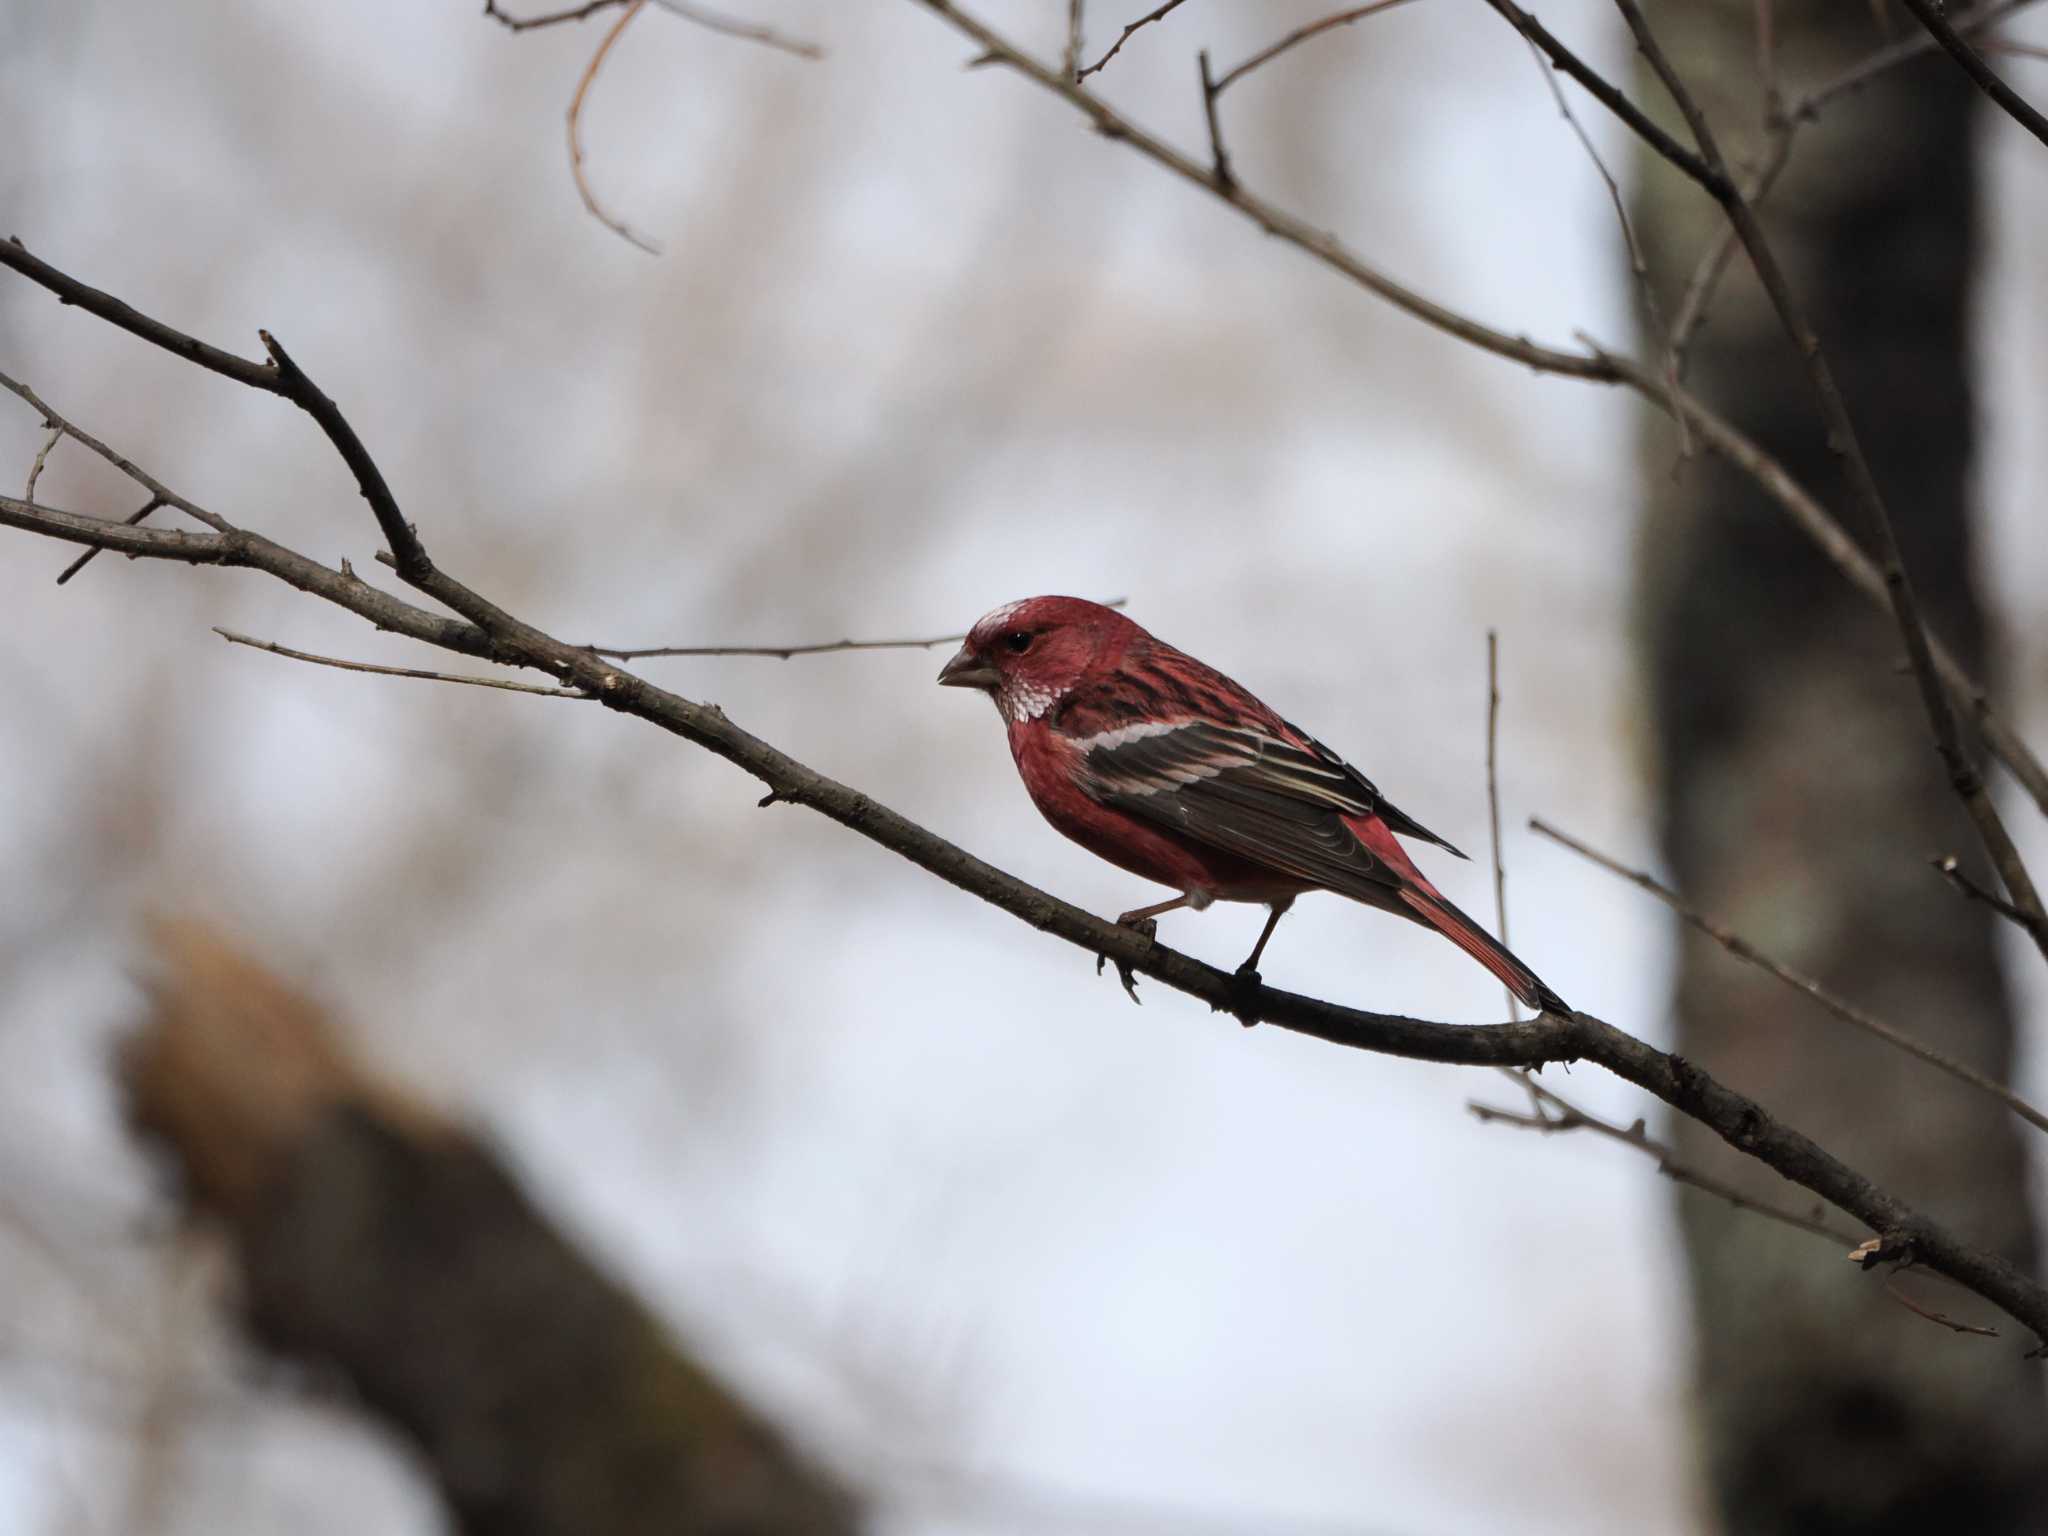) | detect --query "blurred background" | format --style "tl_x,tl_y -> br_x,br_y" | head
2,1 -> 2046,1531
